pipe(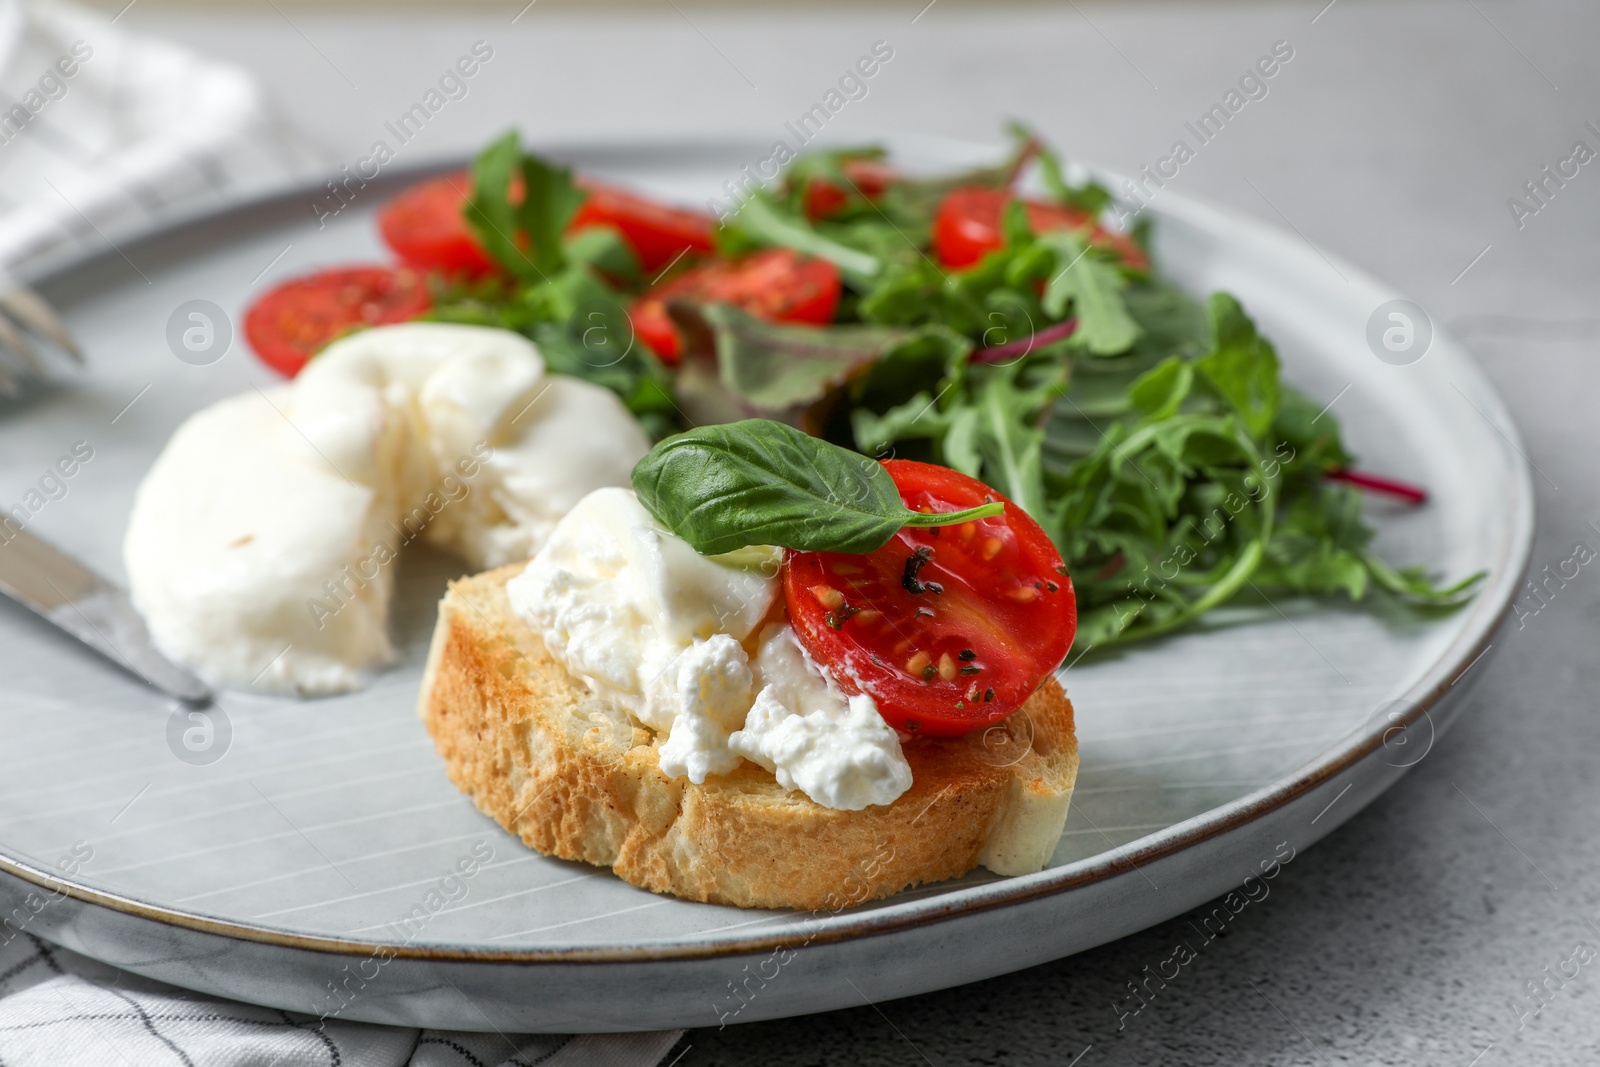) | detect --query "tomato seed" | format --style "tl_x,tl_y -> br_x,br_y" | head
810,585 -> 845,611
1006,585 -> 1039,603
938,653 -> 957,681
957,522 -> 976,543
902,545 -> 944,595
905,651 -> 931,676
980,537 -> 1003,561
